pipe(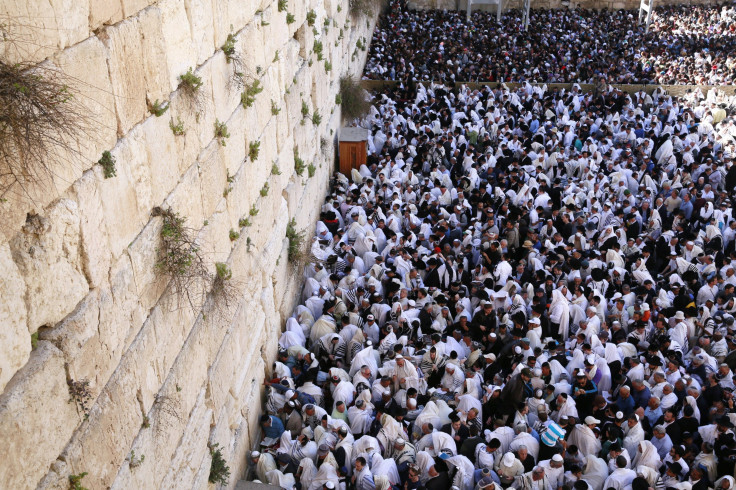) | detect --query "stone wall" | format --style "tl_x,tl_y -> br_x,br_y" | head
0,0 -> 376,488
409,0 -> 717,12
